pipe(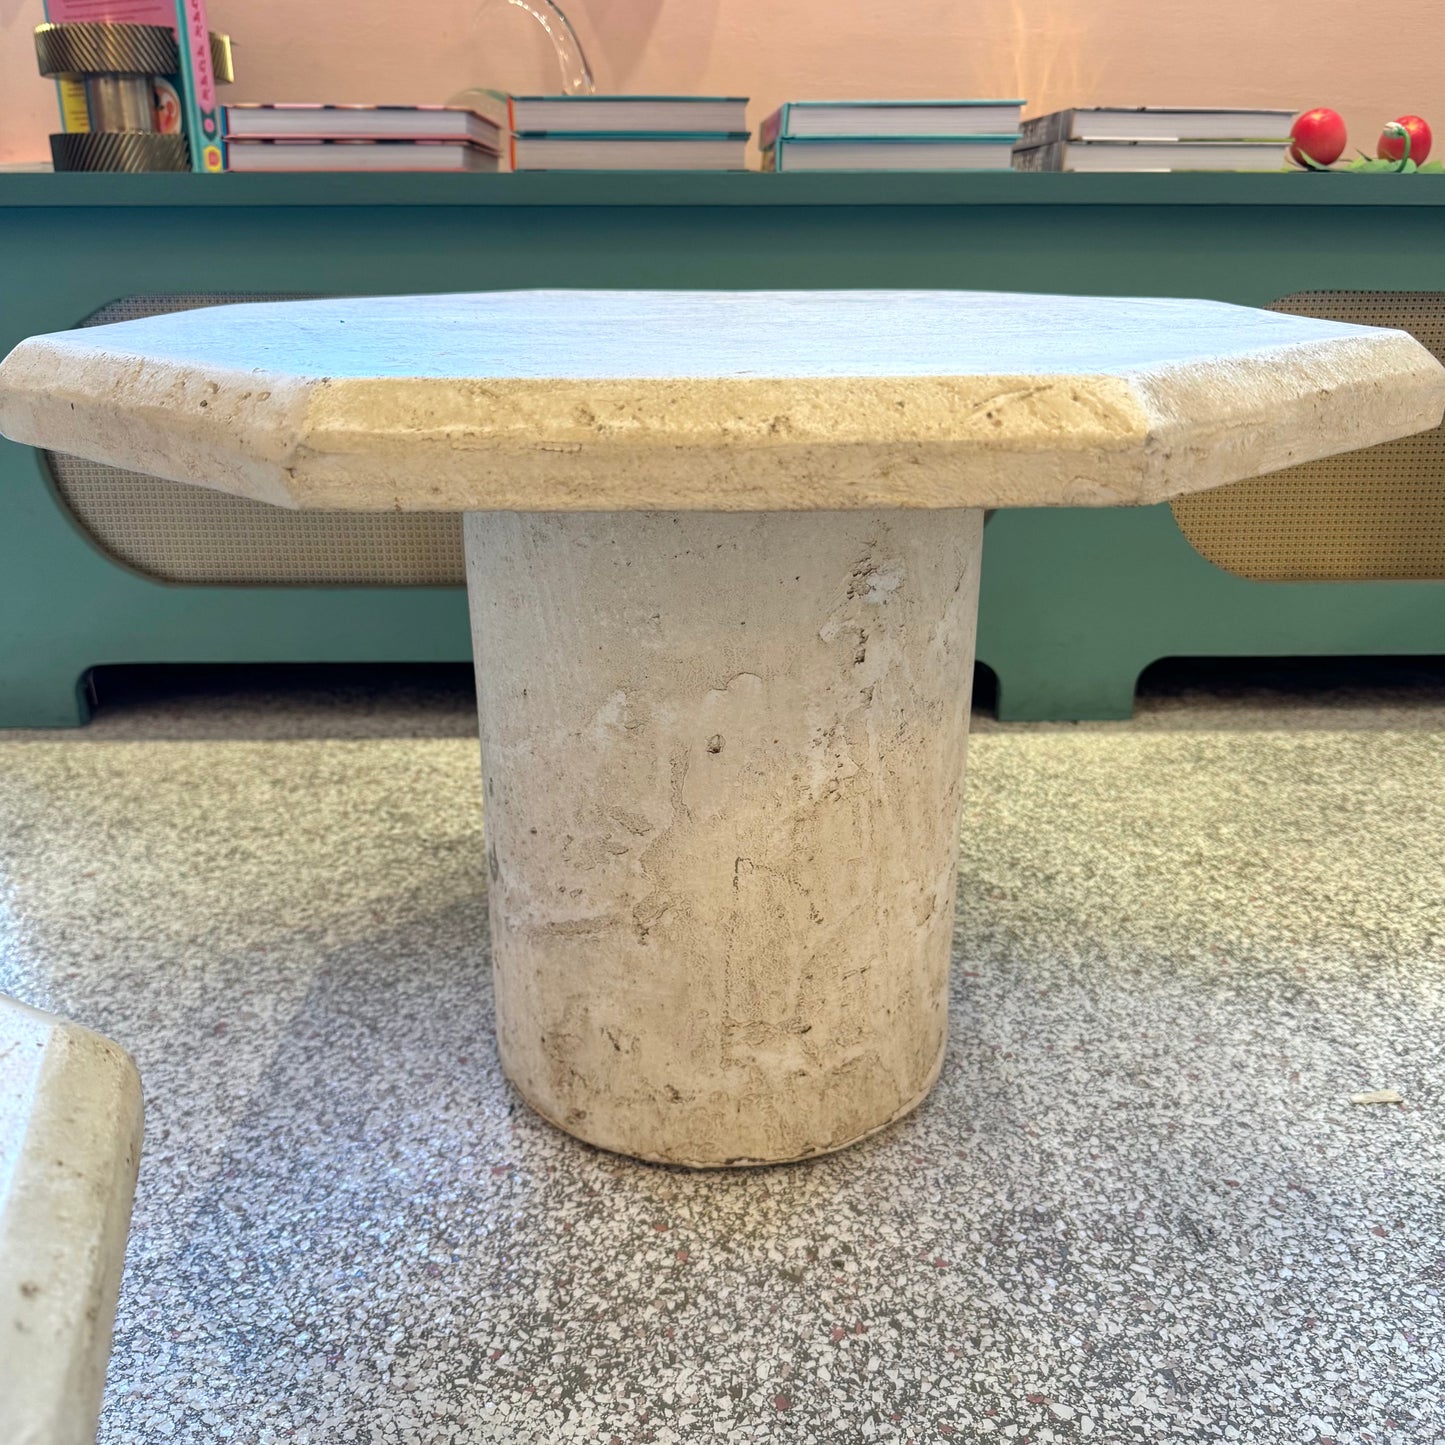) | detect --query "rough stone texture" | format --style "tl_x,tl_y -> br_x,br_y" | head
1,289 -> 1442,511
466,509 -> 982,1165
3,288 -> 1443,1167
0,995 -> 144,1445
1,676 -> 1442,1444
